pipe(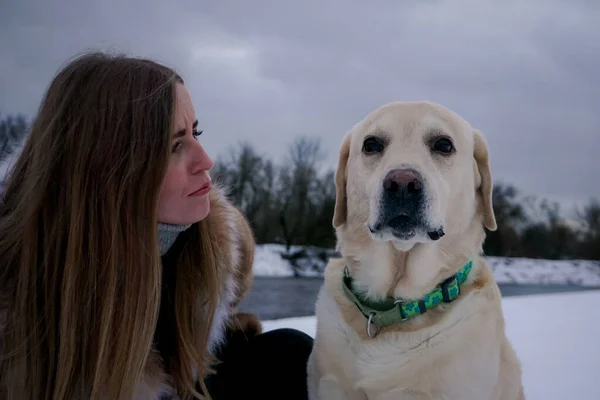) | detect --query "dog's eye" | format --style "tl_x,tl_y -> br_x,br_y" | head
363,137 -> 385,154
432,138 -> 454,154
